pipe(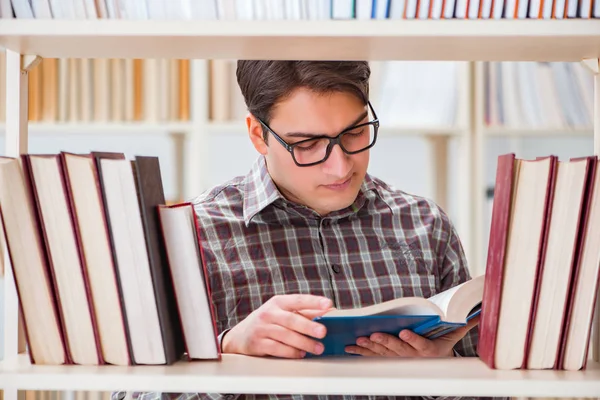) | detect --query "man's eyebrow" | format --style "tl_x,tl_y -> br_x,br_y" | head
284,110 -> 369,139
